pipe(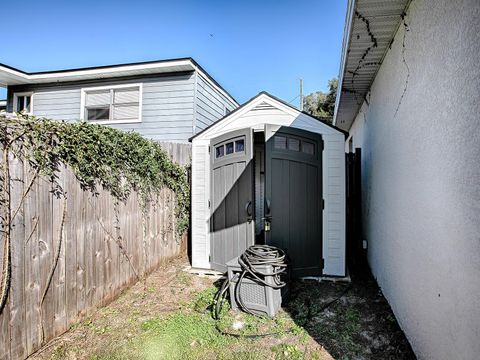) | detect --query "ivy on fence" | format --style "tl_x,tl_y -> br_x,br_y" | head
0,113 -> 190,315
